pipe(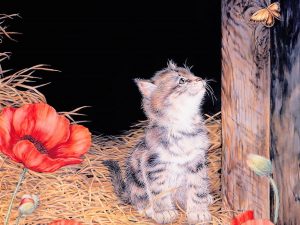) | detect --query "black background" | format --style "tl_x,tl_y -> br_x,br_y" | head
1,1 -> 221,135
